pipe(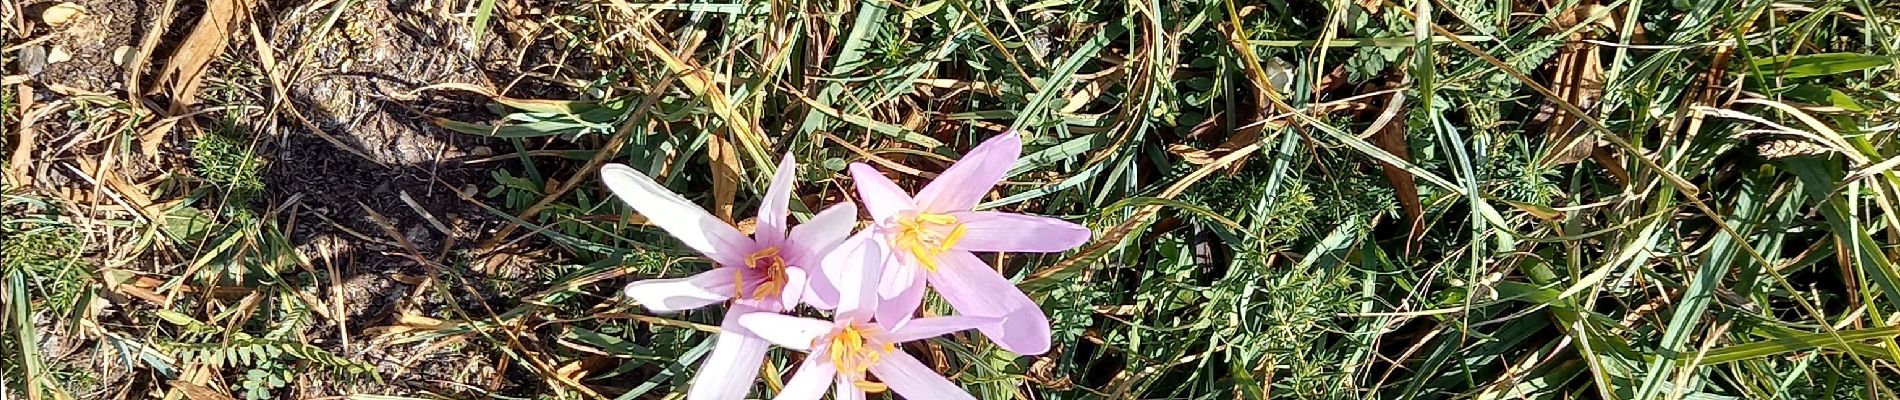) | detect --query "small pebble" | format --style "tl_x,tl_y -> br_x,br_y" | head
112,46 -> 133,67
41,3 -> 85,25
46,47 -> 72,64
18,46 -> 48,76
469,146 -> 494,157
